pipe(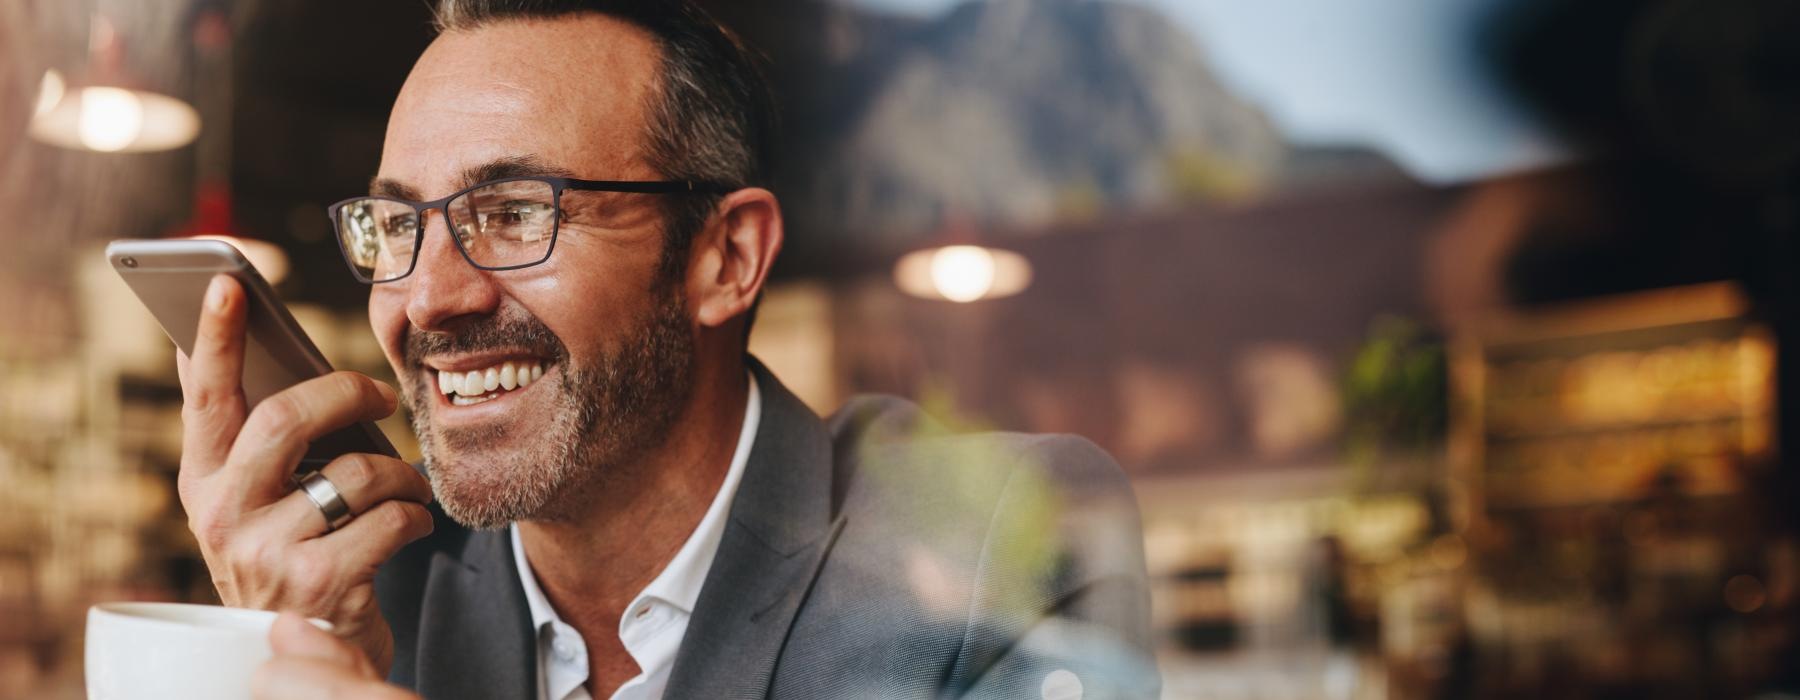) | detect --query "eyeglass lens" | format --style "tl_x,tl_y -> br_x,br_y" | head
336,179 -> 559,282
